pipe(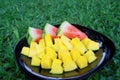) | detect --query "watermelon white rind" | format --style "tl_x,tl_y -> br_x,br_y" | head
42,23 -> 58,39
57,21 -> 88,40
27,27 -> 42,44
